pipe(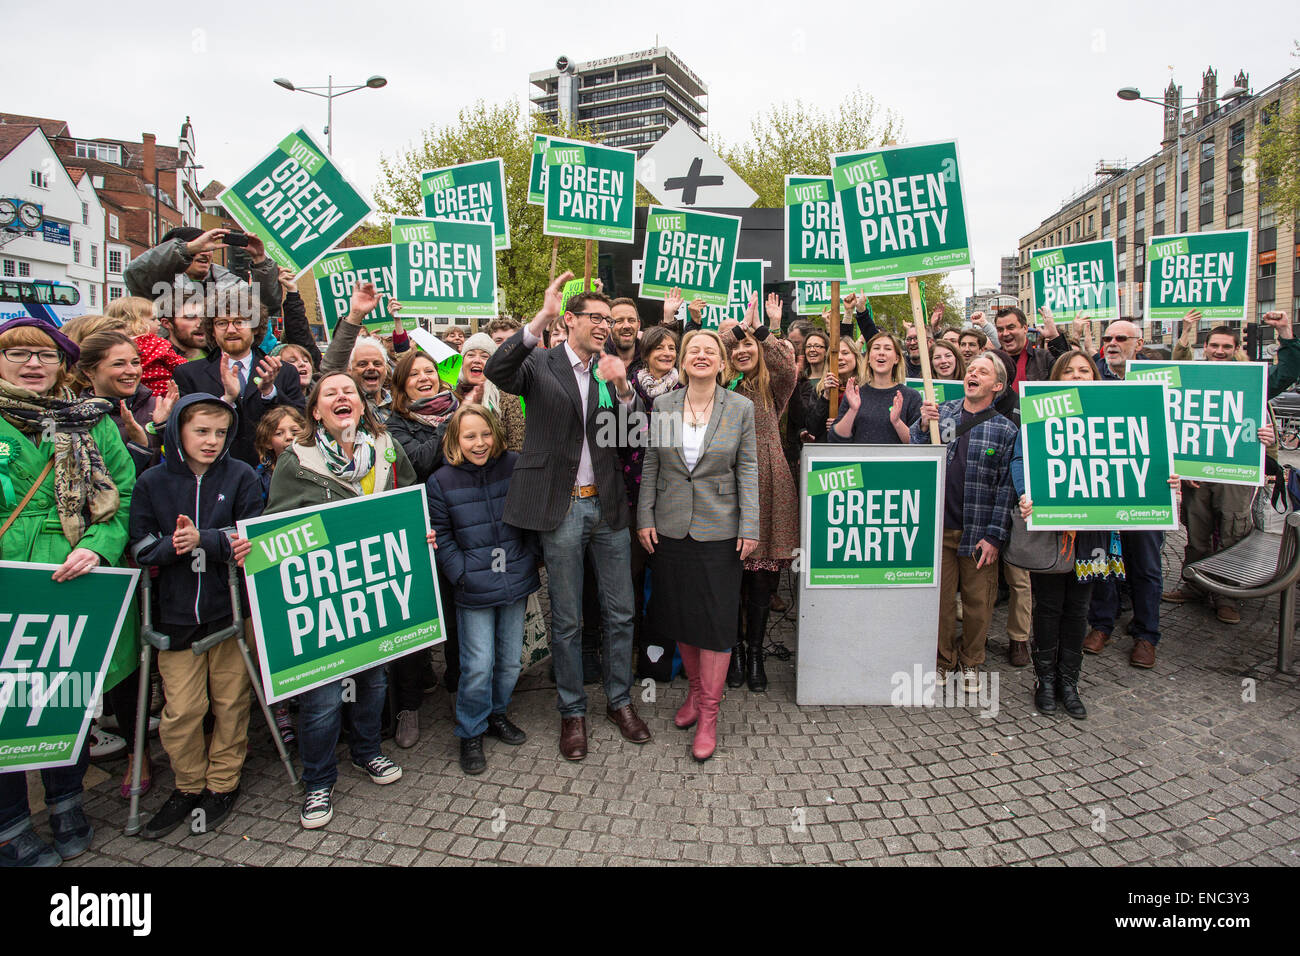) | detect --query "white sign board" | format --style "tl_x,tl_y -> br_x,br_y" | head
636,121 -> 758,209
